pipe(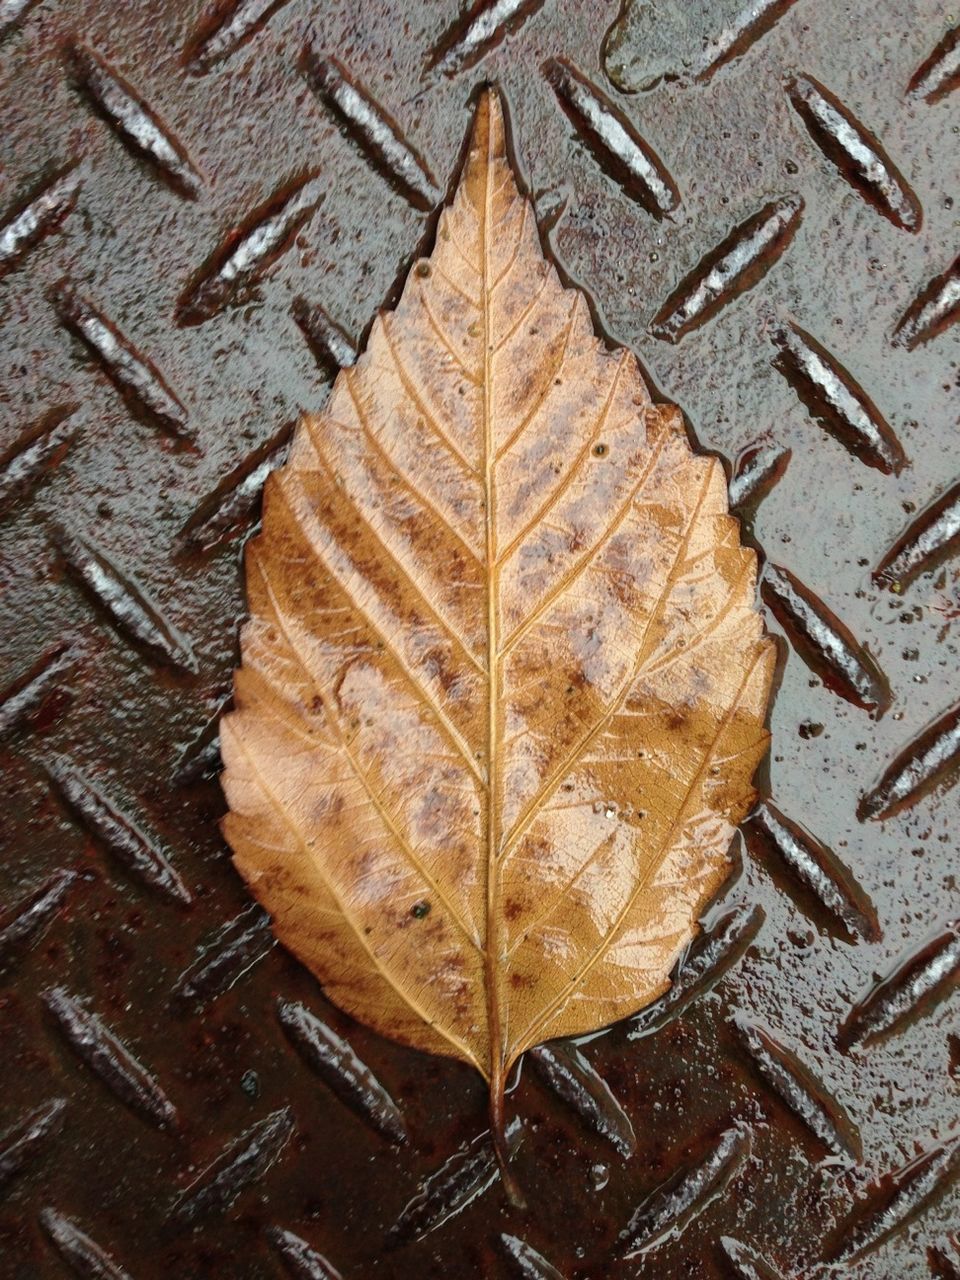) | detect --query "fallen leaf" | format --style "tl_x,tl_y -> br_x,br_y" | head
221,89 -> 773,1182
